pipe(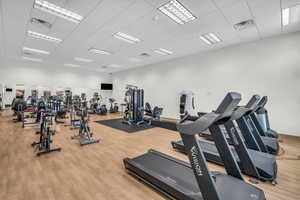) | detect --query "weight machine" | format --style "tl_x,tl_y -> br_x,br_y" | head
123,85 -> 148,126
